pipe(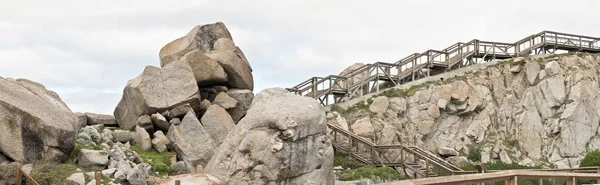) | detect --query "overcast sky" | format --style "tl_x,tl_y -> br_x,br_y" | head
1,0 -> 599,114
